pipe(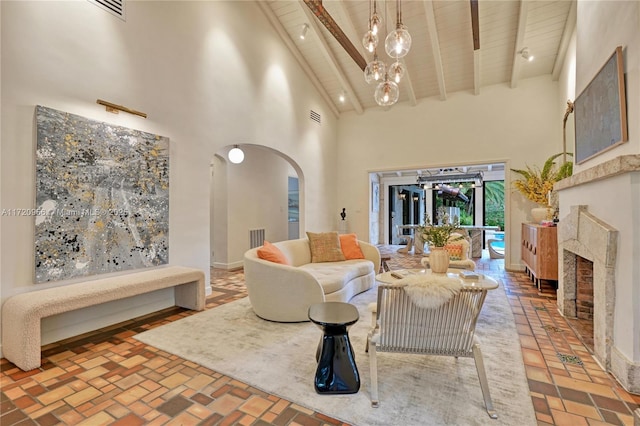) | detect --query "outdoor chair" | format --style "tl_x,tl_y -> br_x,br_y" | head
487,232 -> 505,259
366,281 -> 498,419
396,224 -> 414,254
421,231 -> 476,270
